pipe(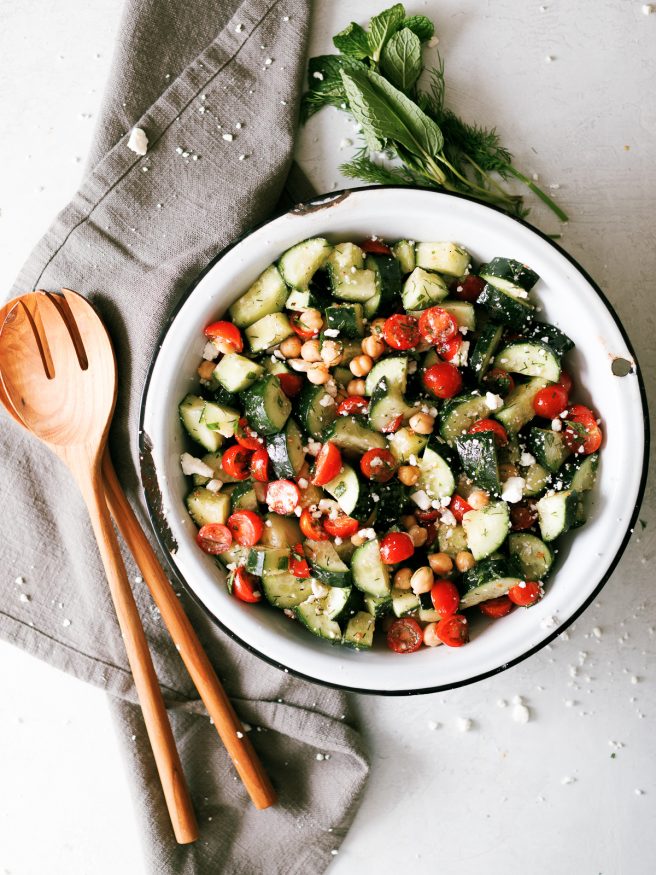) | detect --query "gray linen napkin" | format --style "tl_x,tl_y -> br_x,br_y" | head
0,1 -> 368,872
